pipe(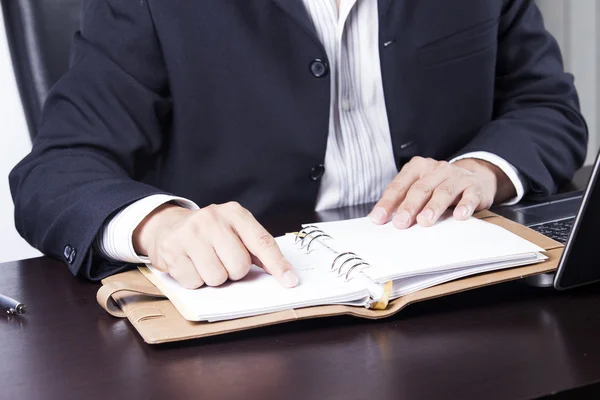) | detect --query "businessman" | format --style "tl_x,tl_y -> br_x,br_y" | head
10,1 -> 587,289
